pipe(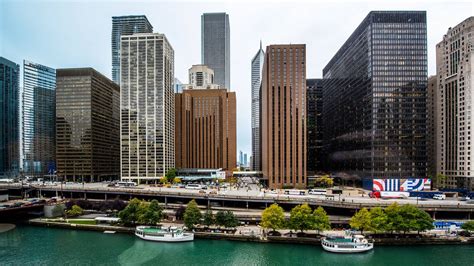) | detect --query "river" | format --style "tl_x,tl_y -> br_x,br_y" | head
0,225 -> 473,265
